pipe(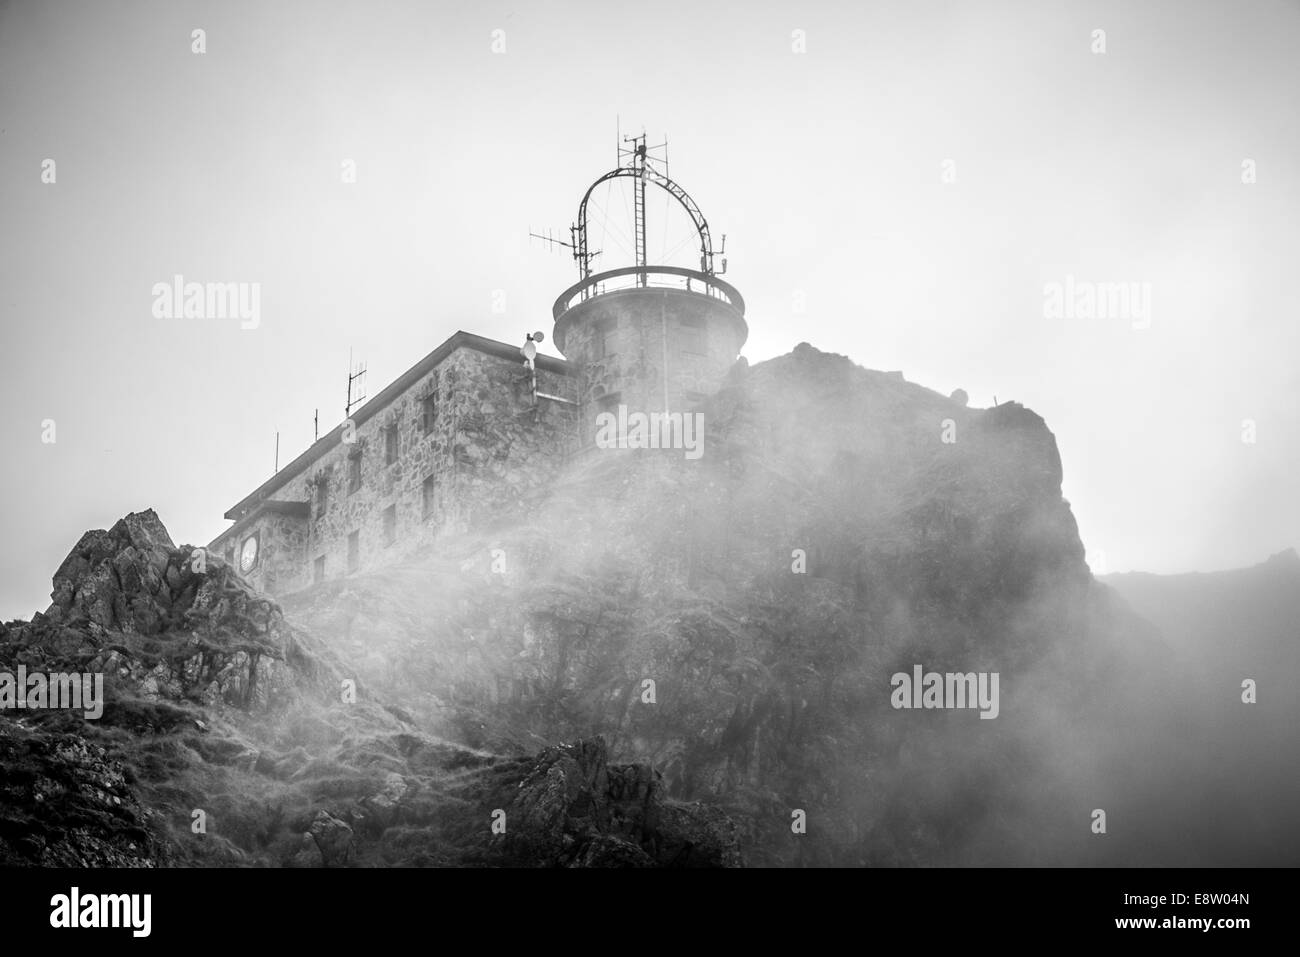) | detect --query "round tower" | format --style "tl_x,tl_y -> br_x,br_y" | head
545,136 -> 748,444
